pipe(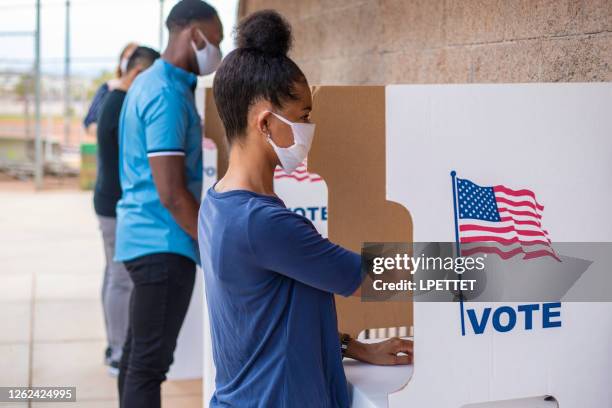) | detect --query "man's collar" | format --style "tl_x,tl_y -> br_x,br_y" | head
158,59 -> 198,89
